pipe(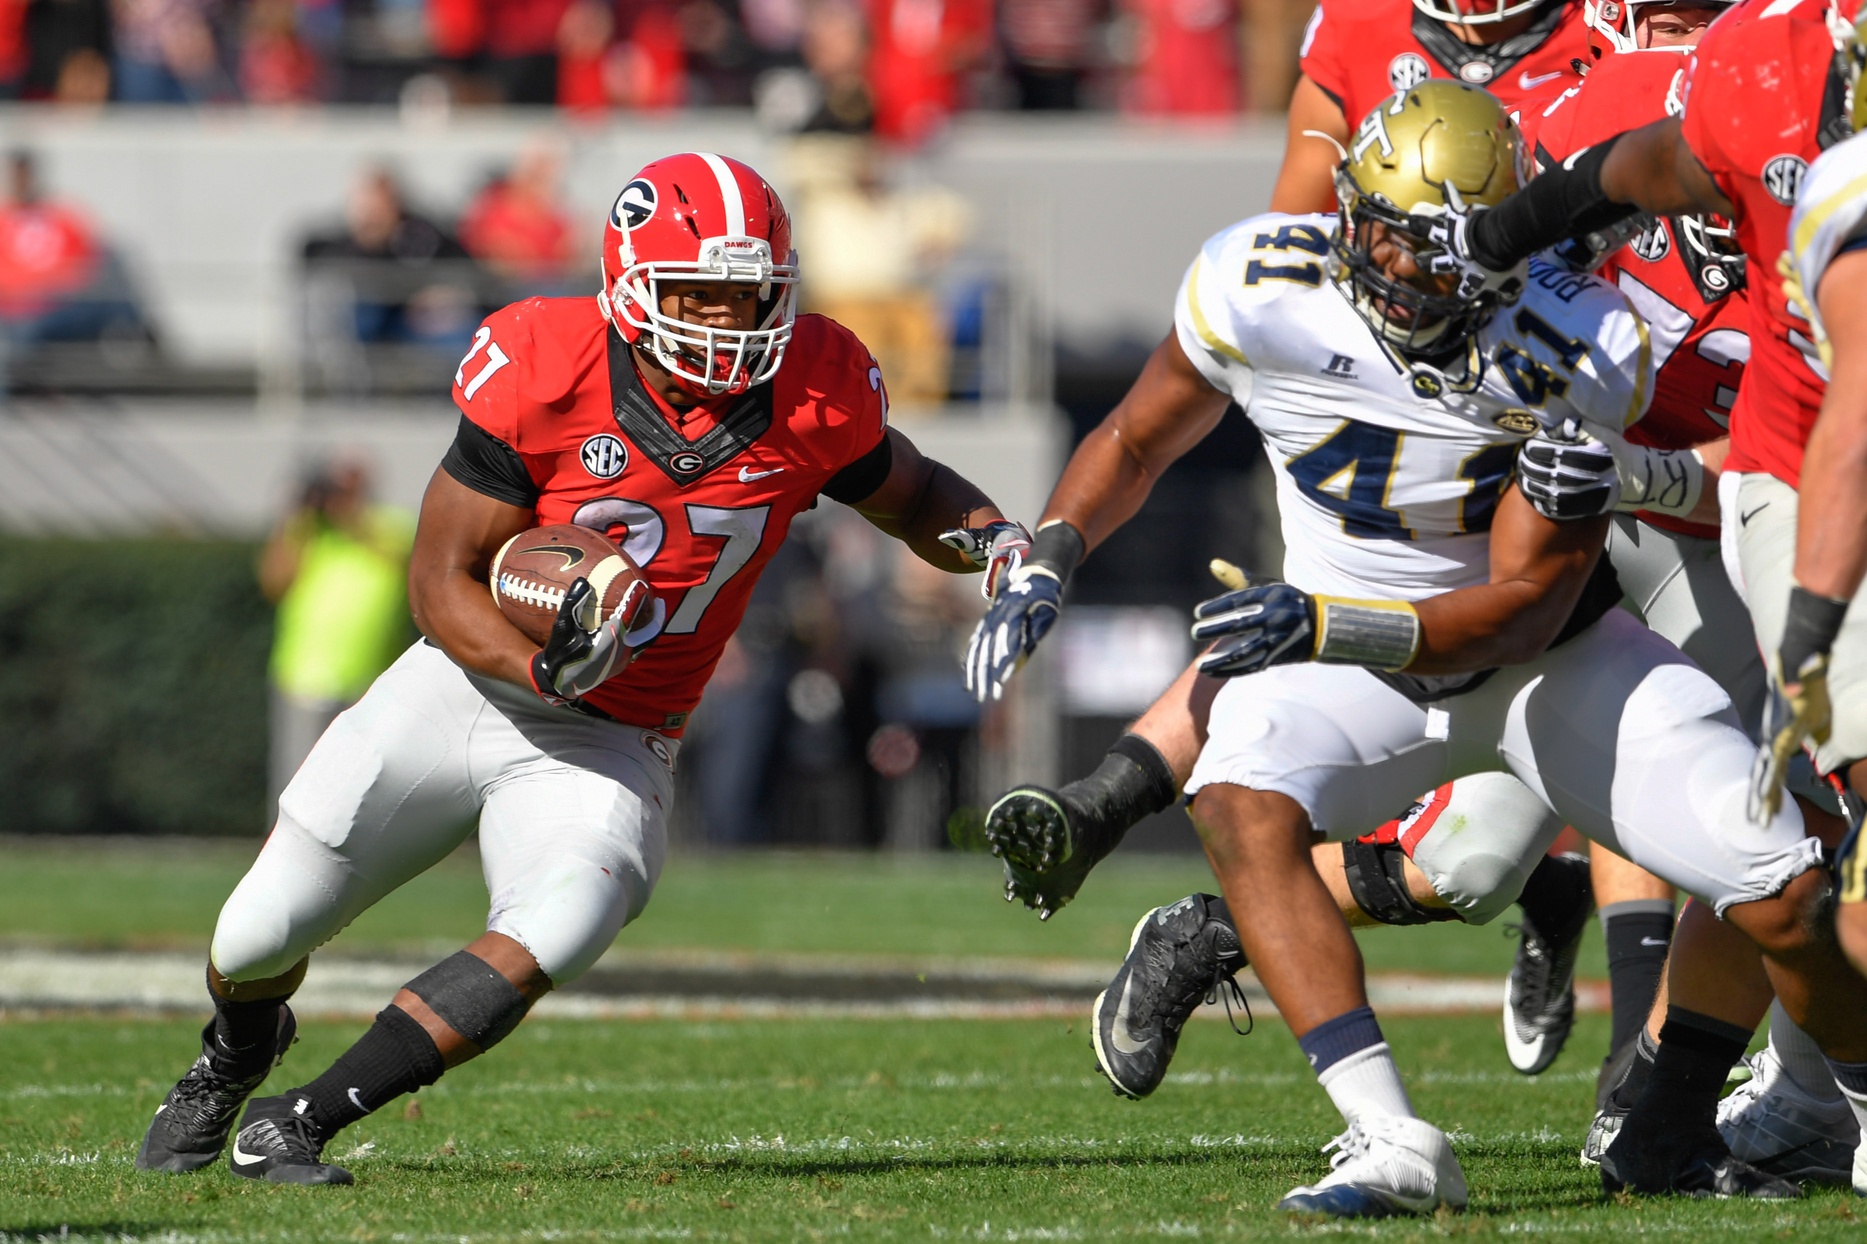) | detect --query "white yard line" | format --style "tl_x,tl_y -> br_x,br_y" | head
0,948 -> 1605,1020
